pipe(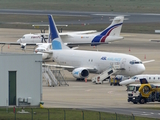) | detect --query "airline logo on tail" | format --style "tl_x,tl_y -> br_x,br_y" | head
48,15 -> 70,50
48,15 -> 62,50
91,23 -> 123,44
